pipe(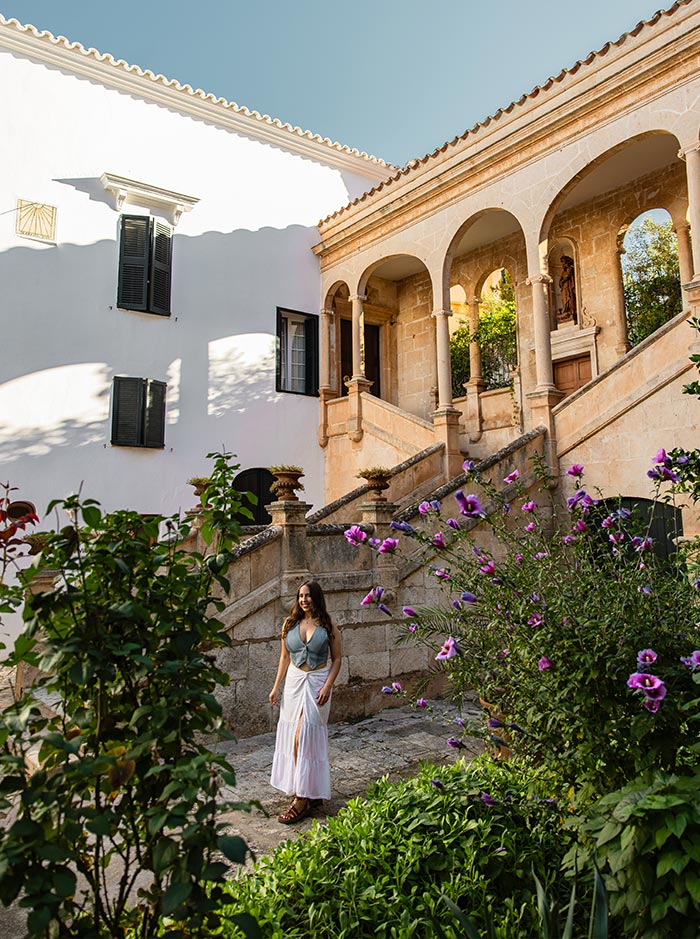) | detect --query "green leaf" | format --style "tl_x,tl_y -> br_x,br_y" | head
217,835 -> 248,864
82,505 -> 102,528
162,880 -> 192,916
230,912 -> 263,938
53,867 -> 77,898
